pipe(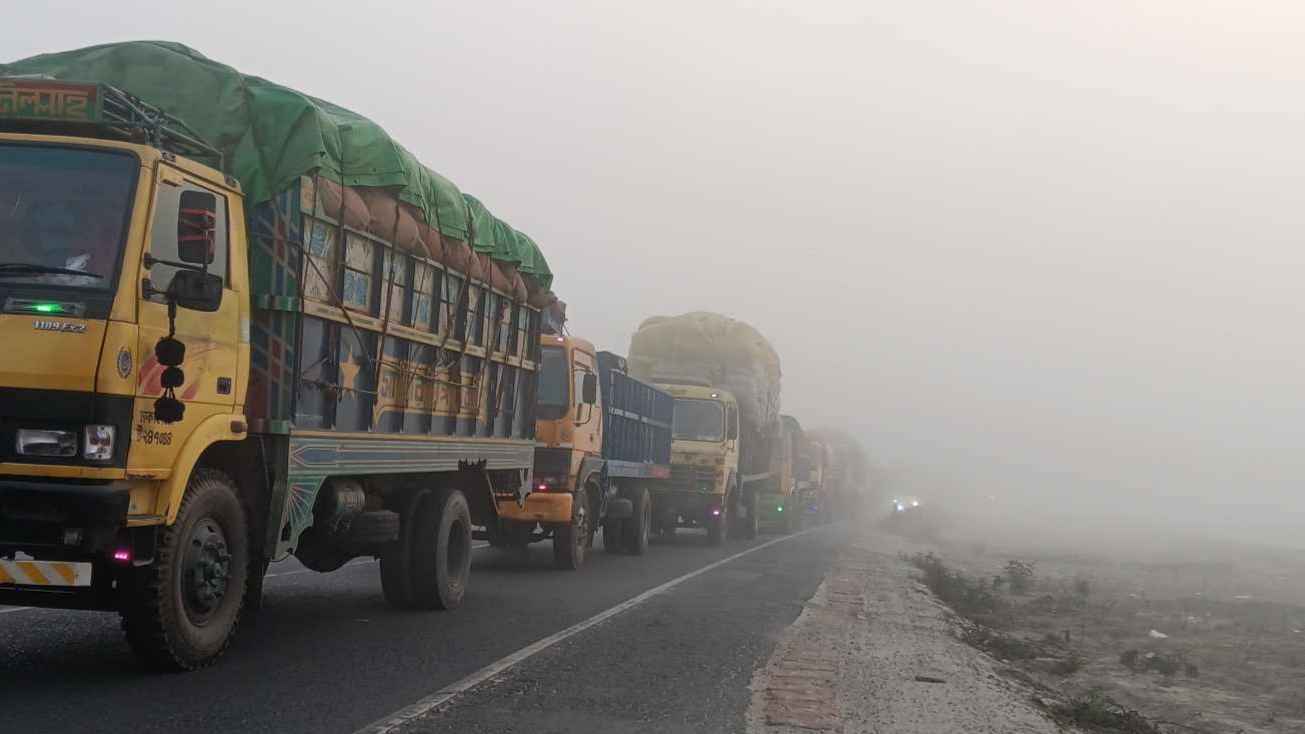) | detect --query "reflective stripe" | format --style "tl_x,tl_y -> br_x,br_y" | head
53,564 -> 78,585
0,560 -> 92,587
17,562 -> 49,585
